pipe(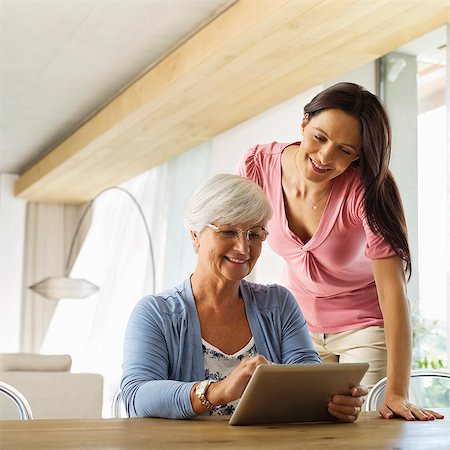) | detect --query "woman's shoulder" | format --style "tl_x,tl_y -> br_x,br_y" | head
240,142 -> 291,164
237,142 -> 291,186
240,280 -> 295,307
134,280 -> 191,317
338,166 -> 365,205
342,165 -> 363,186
